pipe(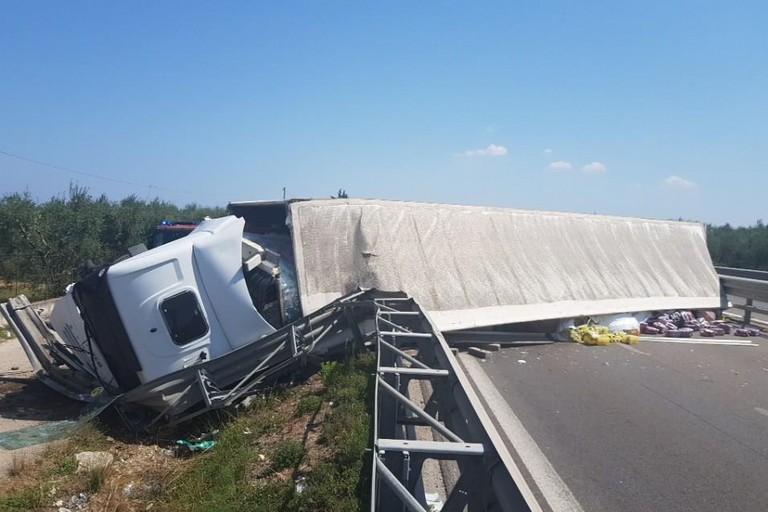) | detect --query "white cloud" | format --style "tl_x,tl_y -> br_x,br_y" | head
582,161 -> 607,173
665,175 -> 696,188
548,160 -> 572,170
543,148 -> 553,154
464,144 -> 508,157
